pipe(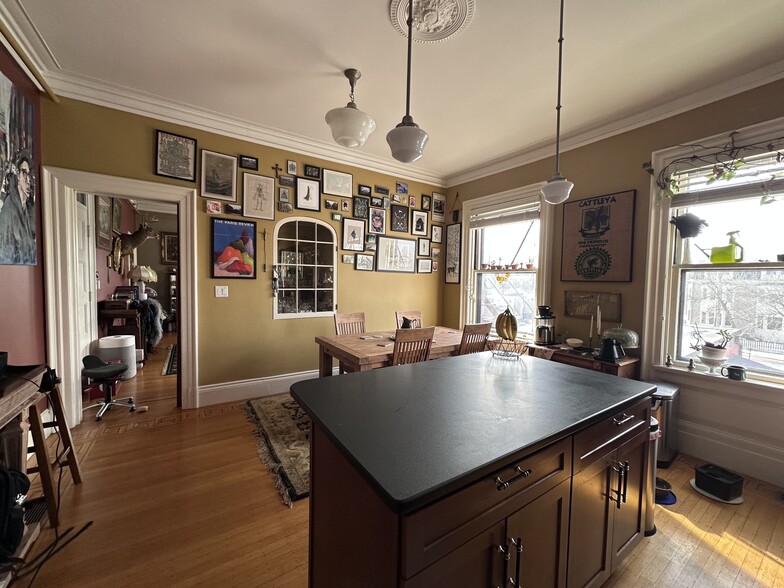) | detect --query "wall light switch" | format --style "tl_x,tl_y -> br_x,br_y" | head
215,286 -> 229,298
